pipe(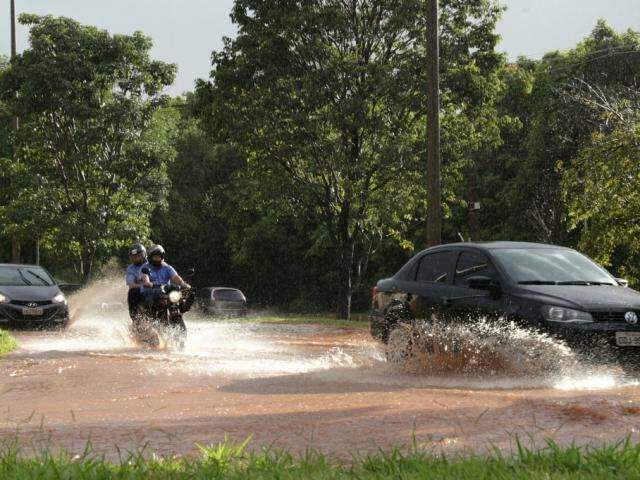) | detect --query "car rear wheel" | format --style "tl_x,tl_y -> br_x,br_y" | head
385,325 -> 414,365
